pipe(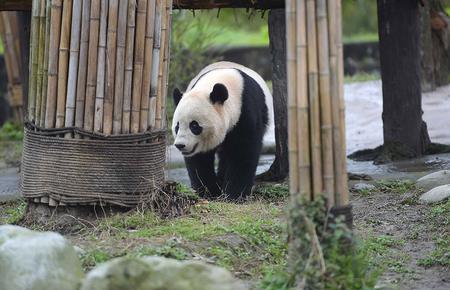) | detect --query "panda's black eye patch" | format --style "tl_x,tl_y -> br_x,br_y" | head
175,122 -> 179,134
189,120 -> 202,135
